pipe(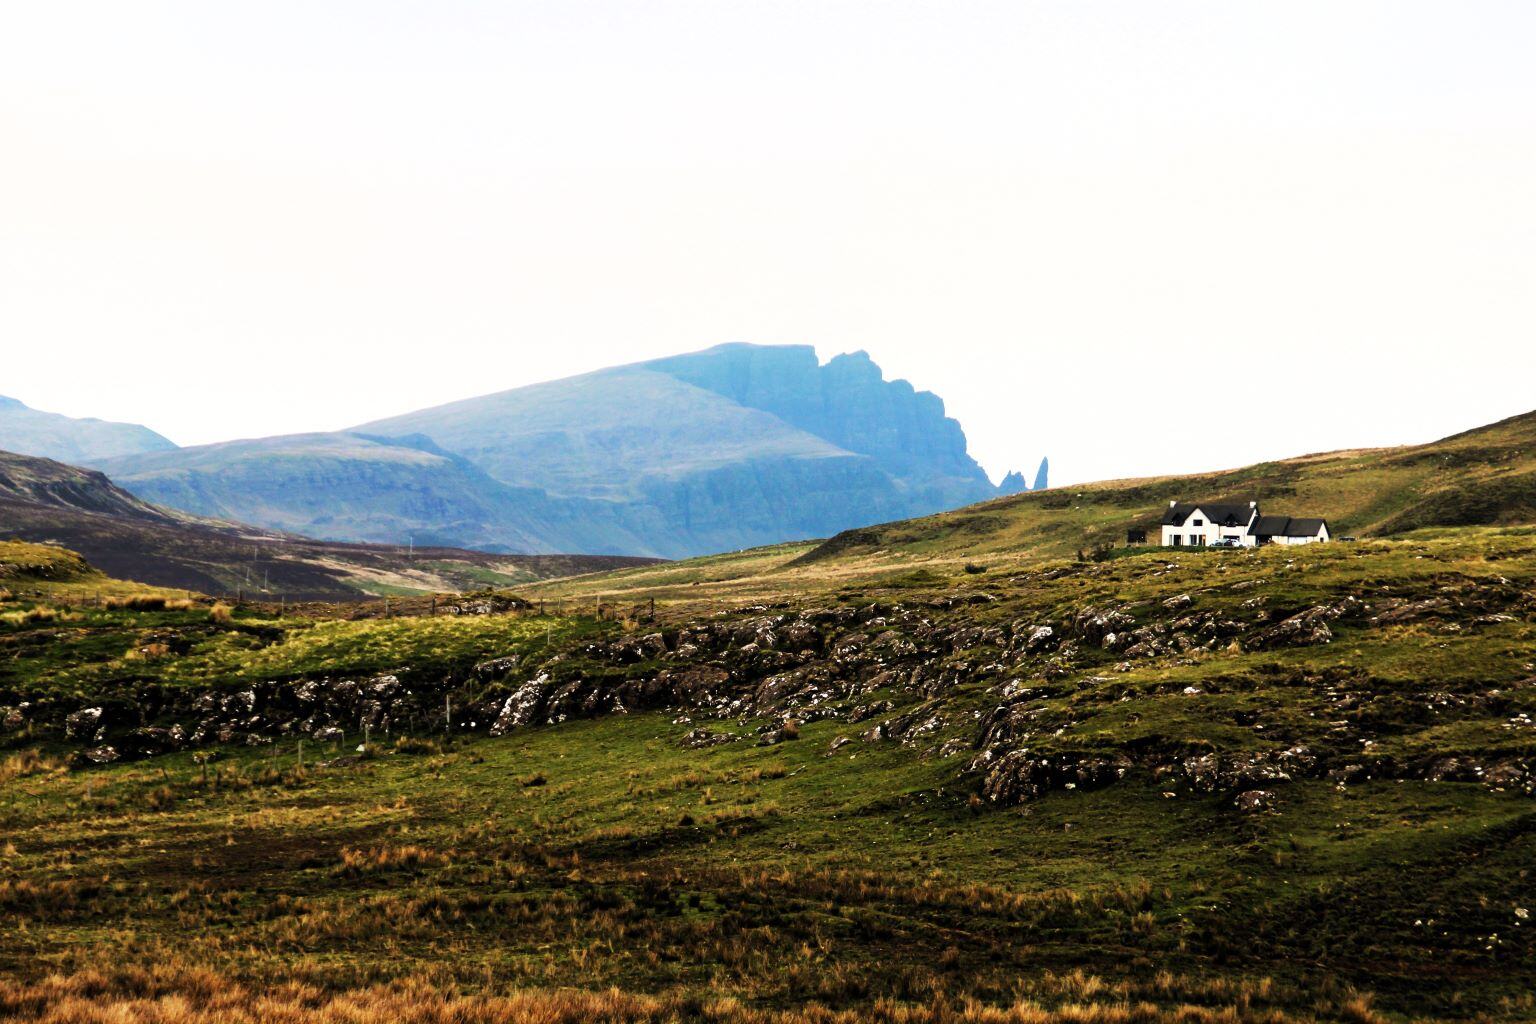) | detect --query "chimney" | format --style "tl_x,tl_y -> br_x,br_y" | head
1250,501 -> 1257,509
1169,500 -> 1177,508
